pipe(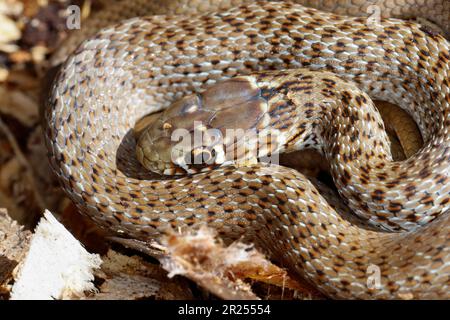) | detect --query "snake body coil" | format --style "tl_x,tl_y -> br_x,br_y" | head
46,1 -> 450,298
